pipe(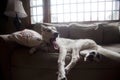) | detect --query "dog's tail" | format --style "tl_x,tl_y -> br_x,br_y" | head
97,46 -> 120,62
